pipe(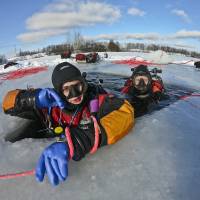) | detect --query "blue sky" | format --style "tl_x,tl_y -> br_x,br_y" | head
0,0 -> 200,56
